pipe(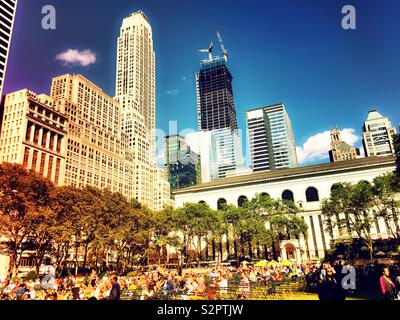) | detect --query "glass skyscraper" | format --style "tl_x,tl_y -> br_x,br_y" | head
246,103 -> 298,172
164,134 -> 201,190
